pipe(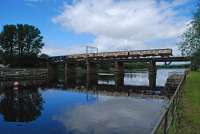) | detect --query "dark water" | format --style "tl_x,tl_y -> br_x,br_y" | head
0,69 -> 184,134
